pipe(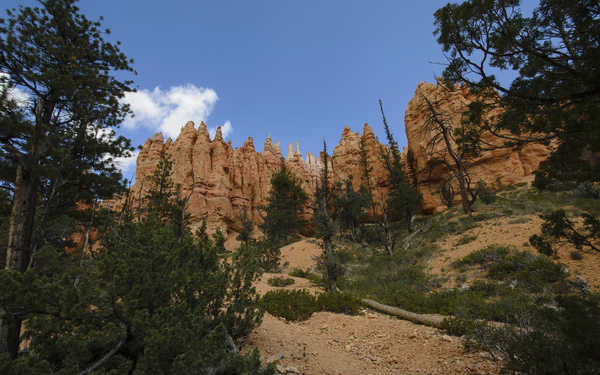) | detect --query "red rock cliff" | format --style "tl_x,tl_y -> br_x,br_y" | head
118,81 -> 551,232
127,121 -> 387,234
404,82 -> 551,213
